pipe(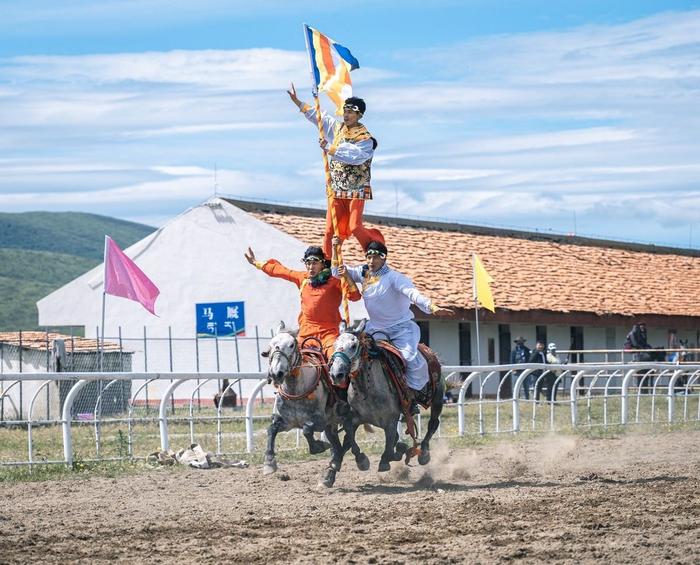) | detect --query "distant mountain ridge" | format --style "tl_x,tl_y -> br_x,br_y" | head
0,211 -> 155,330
